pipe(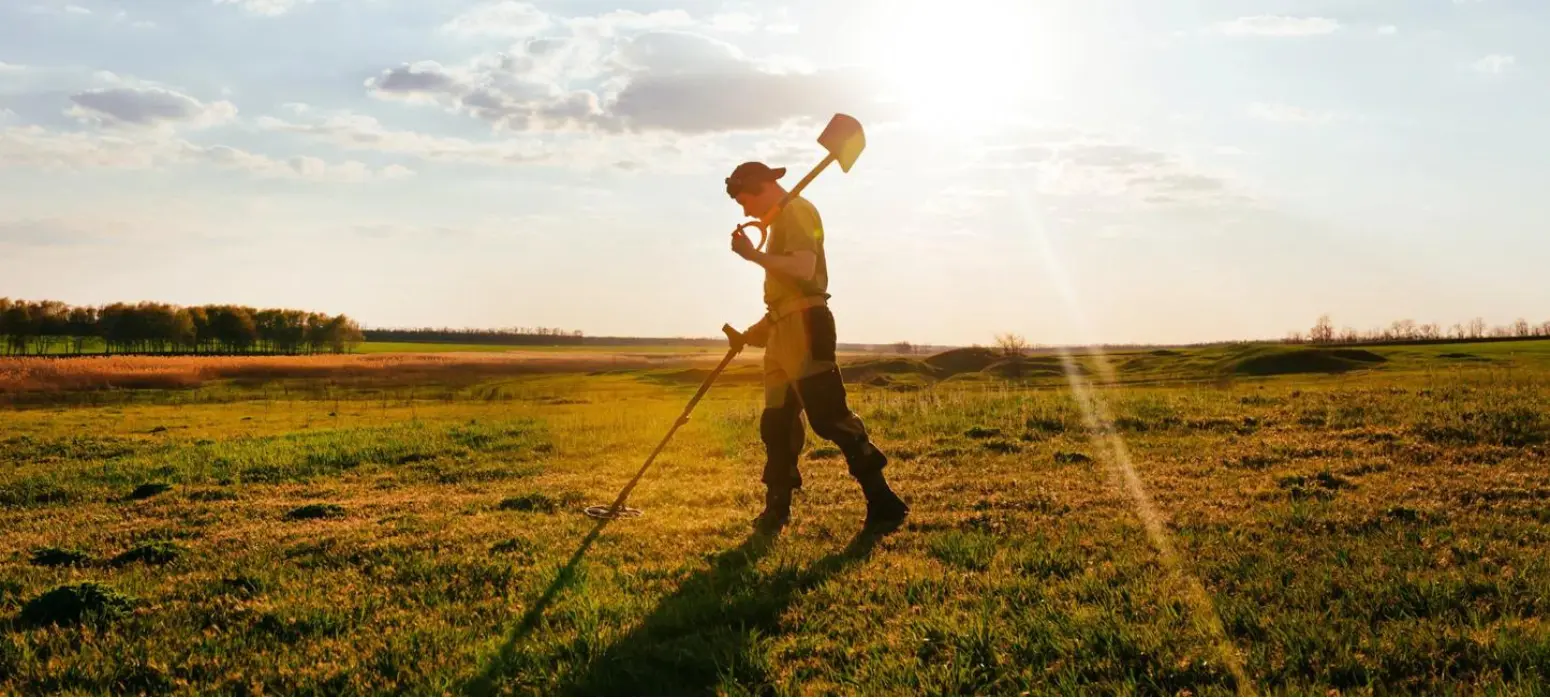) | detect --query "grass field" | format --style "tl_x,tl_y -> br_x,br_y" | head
355,342 -> 732,355
1,340 -> 1548,694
